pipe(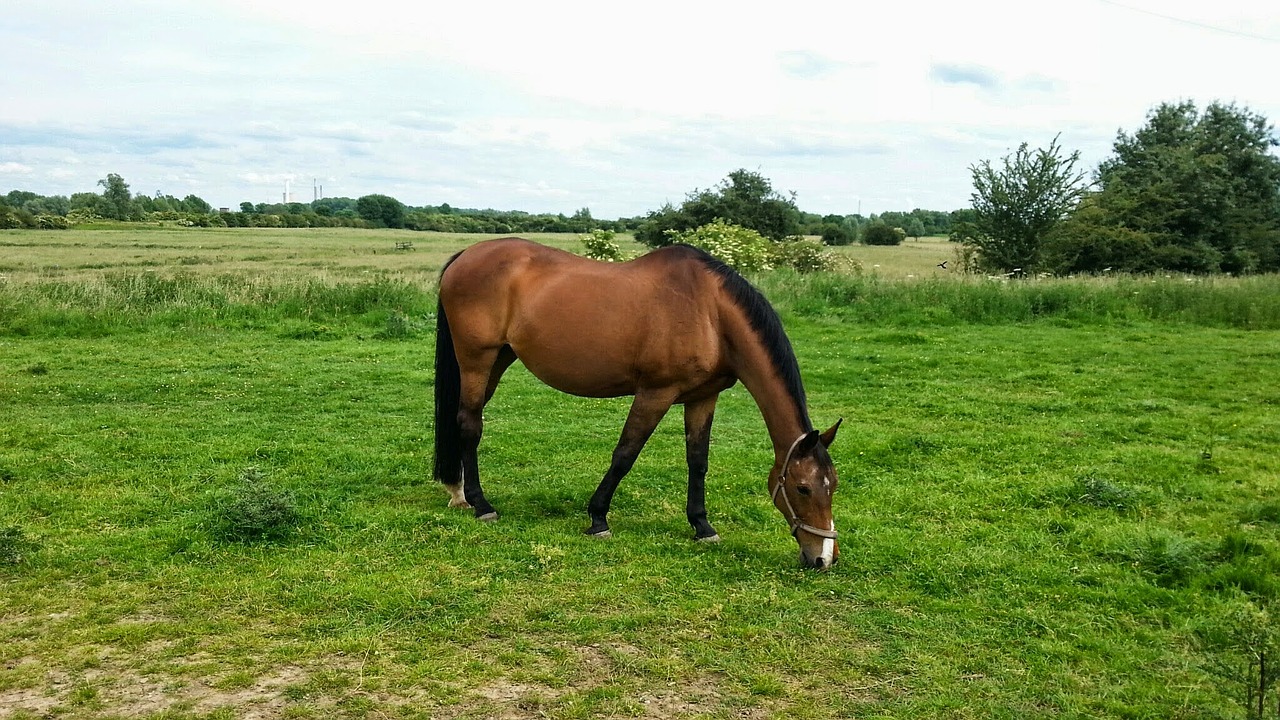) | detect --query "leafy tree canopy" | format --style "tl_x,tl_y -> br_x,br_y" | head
355,193 -> 406,229
967,135 -> 1088,274
1082,101 -> 1280,273
636,169 -> 801,246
